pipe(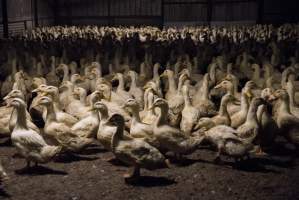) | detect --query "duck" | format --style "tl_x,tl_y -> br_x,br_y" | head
214,80 -> 241,115
151,98 -> 204,157
180,83 -> 201,136
236,97 -> 266,153
71,91 -> 102,138
167,72 -> 190,127
269,89 -> 299,148
36,96 -> 93,152
8,98 -> 61,168
204,125 -> 253,162
284,78 -> 299,117
1,58 -> 17,98
257,88 -> 278,150
0,90 -> 38,136
230,81 -> 255,128
160,69 -> 177,100
95,101 -> 117,151
58,81 -> 74,110
56,63 -> 70,82
96,83 -> 131,126
195,93 -> 237,131
108,113 -> 167,182
45,56 -> 60,87
35,86 -> 79,127
140,85 -> 159,125
127,70 -> 144,109
111,73 -> 133,103
192,73 -> 217,117
123,99 -> 160,148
